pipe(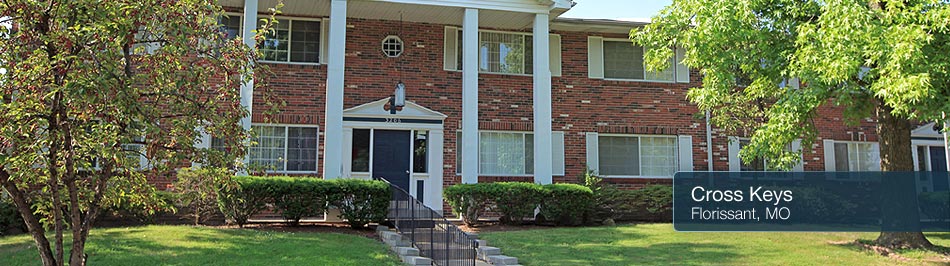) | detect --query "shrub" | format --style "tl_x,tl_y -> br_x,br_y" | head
444,183 -> 494,226
218,176 -> 269,227
580,170 -> 633,223
328,179 -> 389,229
919,191 -> 950,220
174,168 -> 228,225
269,177 -> 331,225
625,185 -> 673,222
0,193 -> 25,236
490,182 -> 543,225
538,184 -> 593,226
